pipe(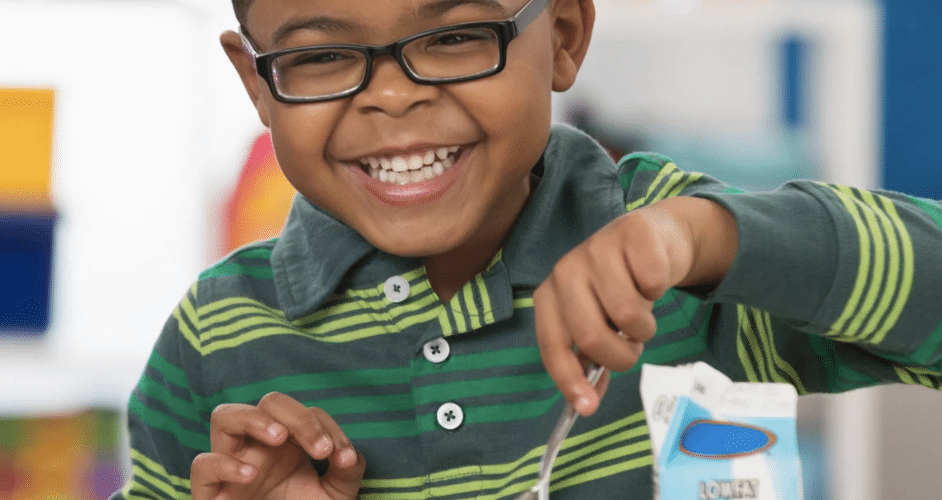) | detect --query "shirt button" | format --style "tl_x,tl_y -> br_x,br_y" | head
383,275 -> 410,303
423,338 -> 450,363
436,402 -> 464,430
